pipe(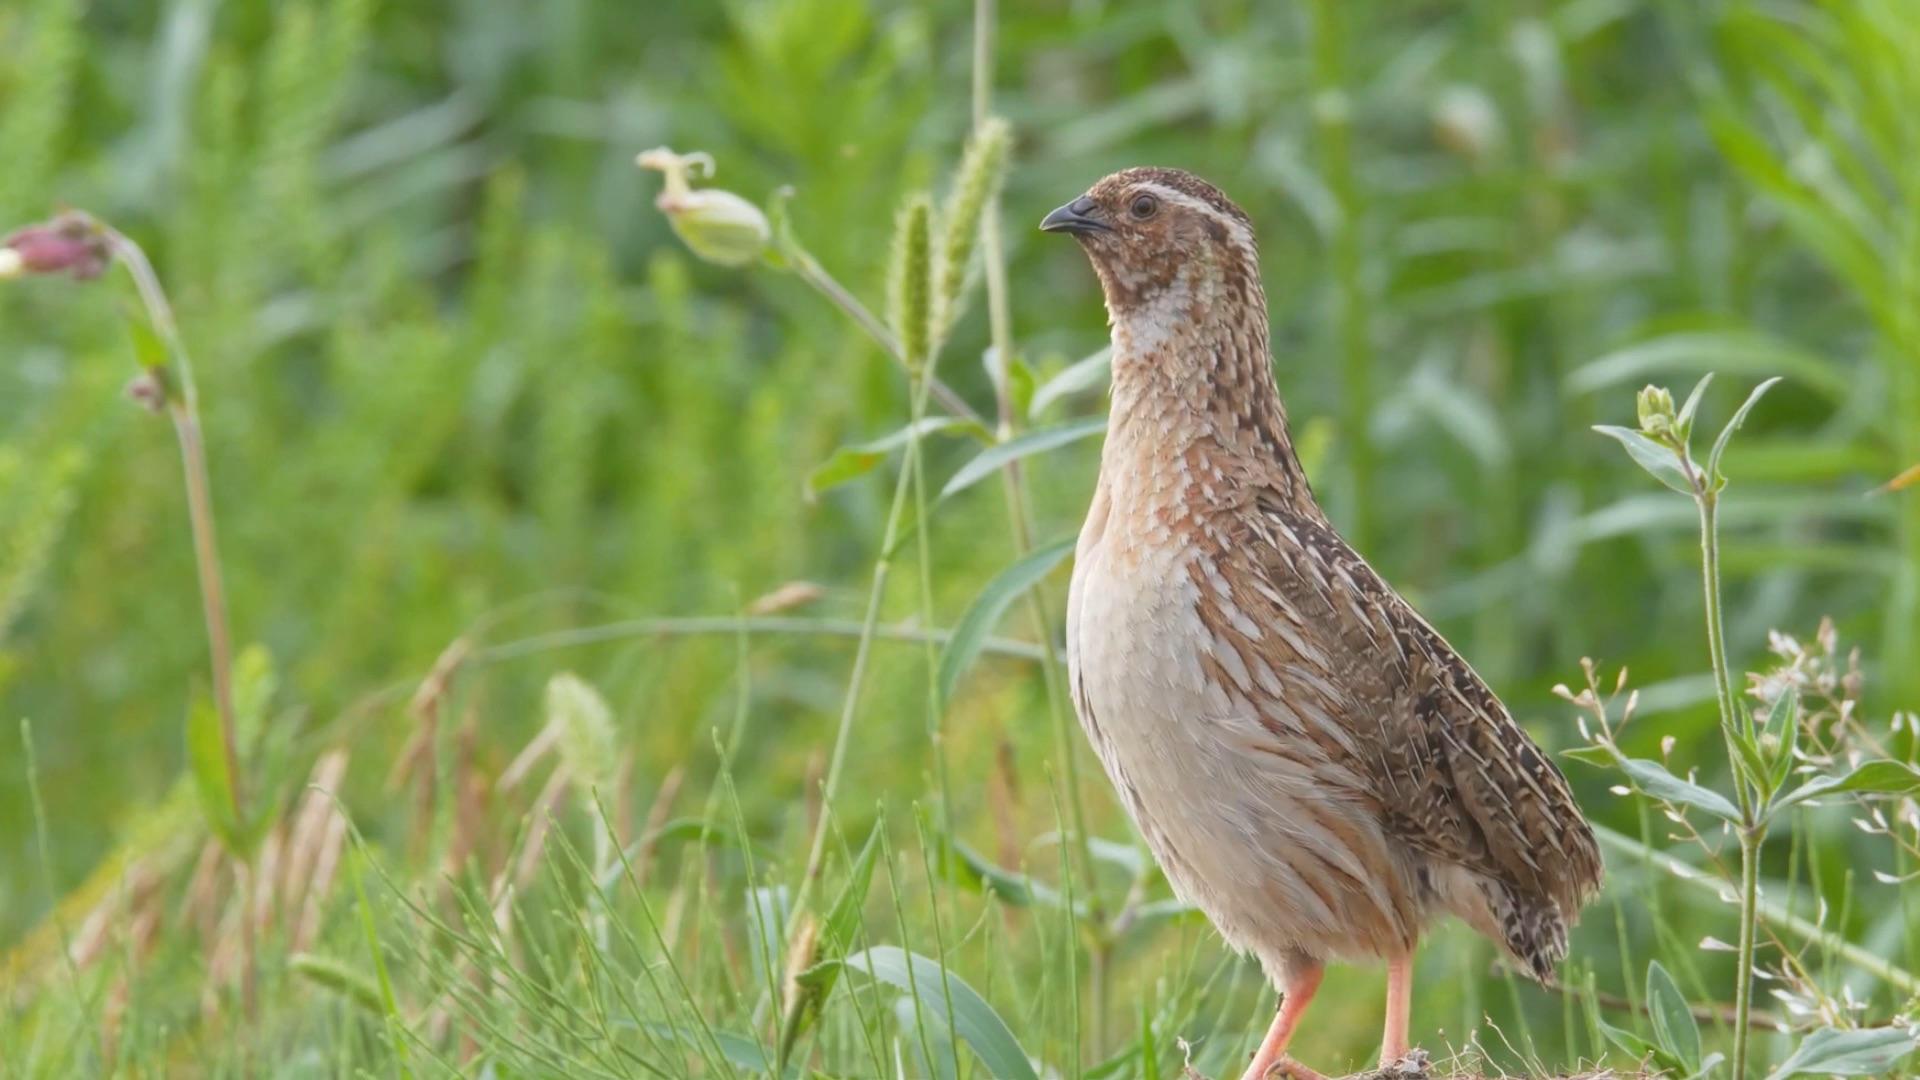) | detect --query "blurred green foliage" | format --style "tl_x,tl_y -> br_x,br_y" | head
2,0 -> 1916,1074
